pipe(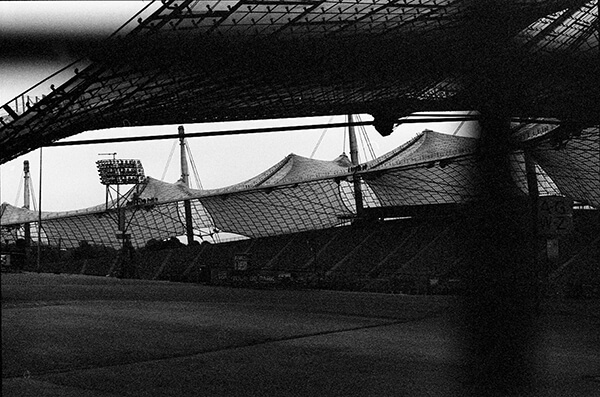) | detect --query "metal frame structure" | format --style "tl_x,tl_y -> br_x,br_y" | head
1,1 -> 598,164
